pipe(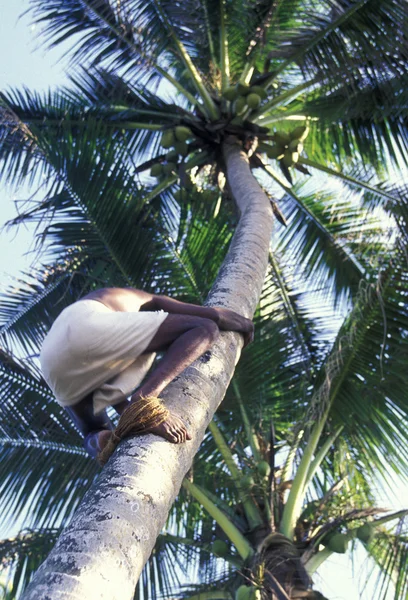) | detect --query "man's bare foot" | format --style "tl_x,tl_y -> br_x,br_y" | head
84,415 -> 191,459
146,413 -> 192,444
84,429 -> 112,458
